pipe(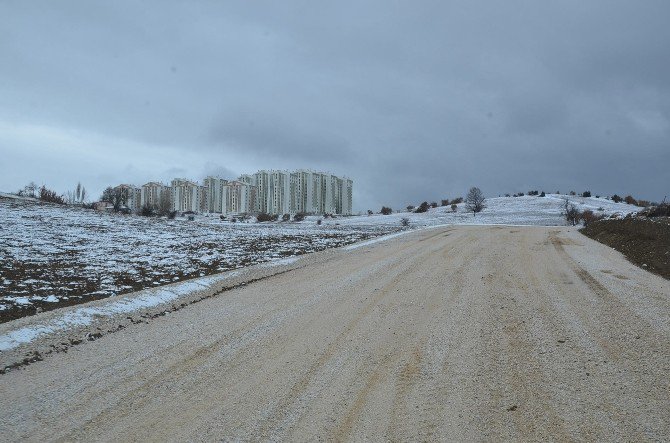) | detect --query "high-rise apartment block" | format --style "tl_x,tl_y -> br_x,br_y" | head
108,170 -> 352,216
